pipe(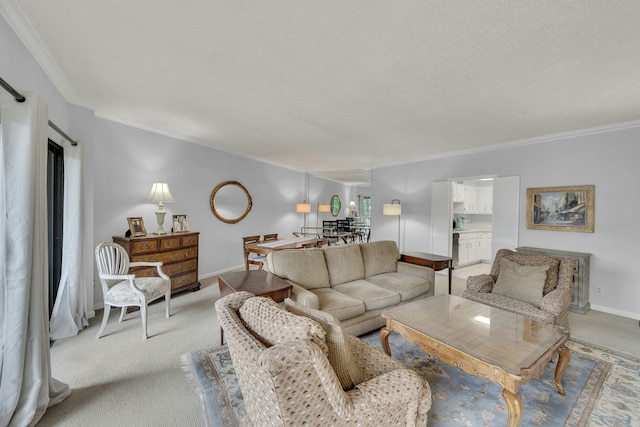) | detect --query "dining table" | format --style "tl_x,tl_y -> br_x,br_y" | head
244,236 -> 326,269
